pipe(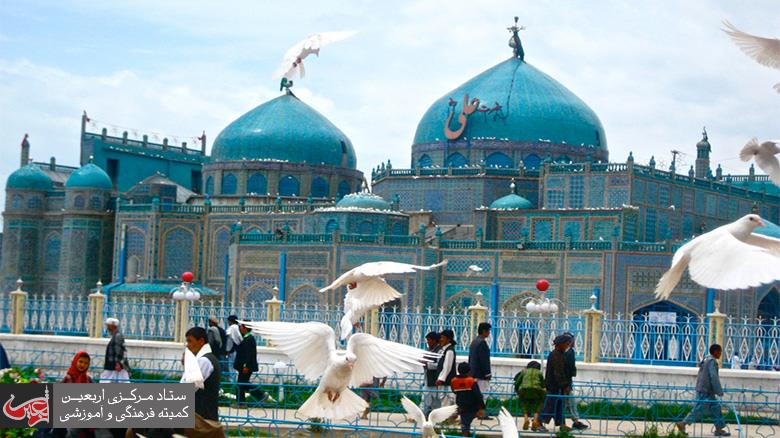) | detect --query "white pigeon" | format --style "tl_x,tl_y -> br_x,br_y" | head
740,138 -> 780,186
722,20 -> 780,92
241,321 -> 439,421
655,214 -> 780,299
320,260 -> 448,340
181,349 -> 204,390
400,396 -> 457,437
497,407 -> 519,438
274,31 -> 357,80
466,265 -> 484,277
